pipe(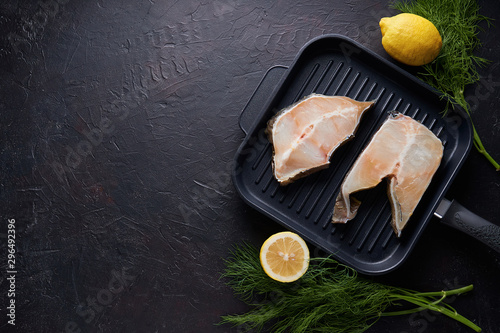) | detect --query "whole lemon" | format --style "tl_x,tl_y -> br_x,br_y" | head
379,13 -> 442,66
